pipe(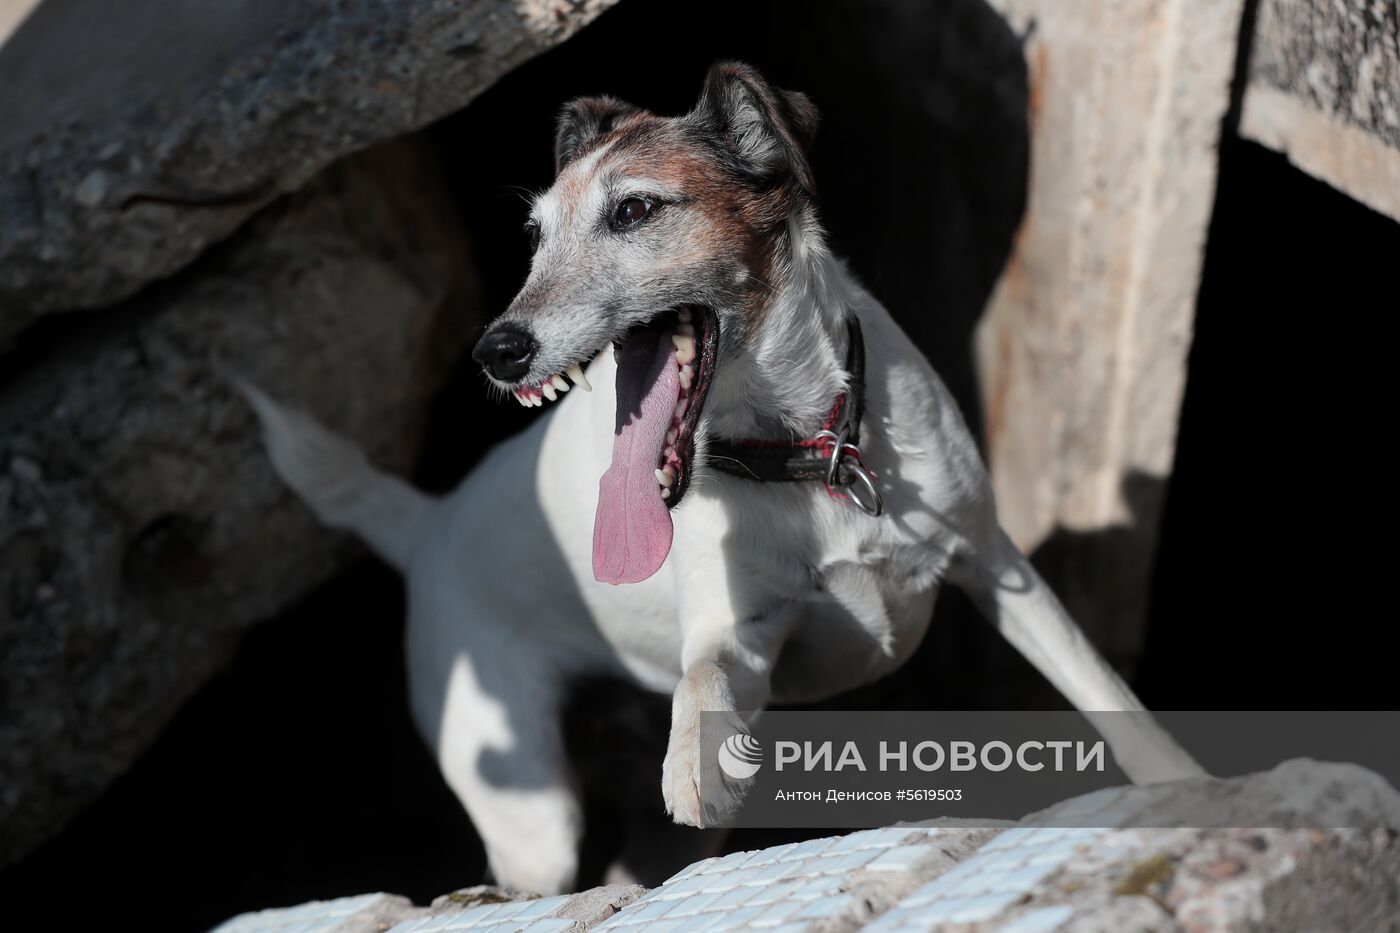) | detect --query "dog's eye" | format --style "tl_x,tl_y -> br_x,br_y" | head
525,222 -> 541,253
614,197 -> 651,227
